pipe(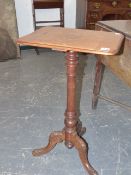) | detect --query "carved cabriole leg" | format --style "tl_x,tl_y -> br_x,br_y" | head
32,131 -> 64,156
92,56 -> 105,109
71,135 -> 98,175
